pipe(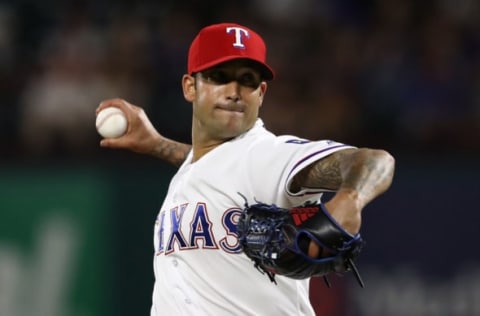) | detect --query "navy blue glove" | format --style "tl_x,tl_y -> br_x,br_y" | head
236,200 -> 365,287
